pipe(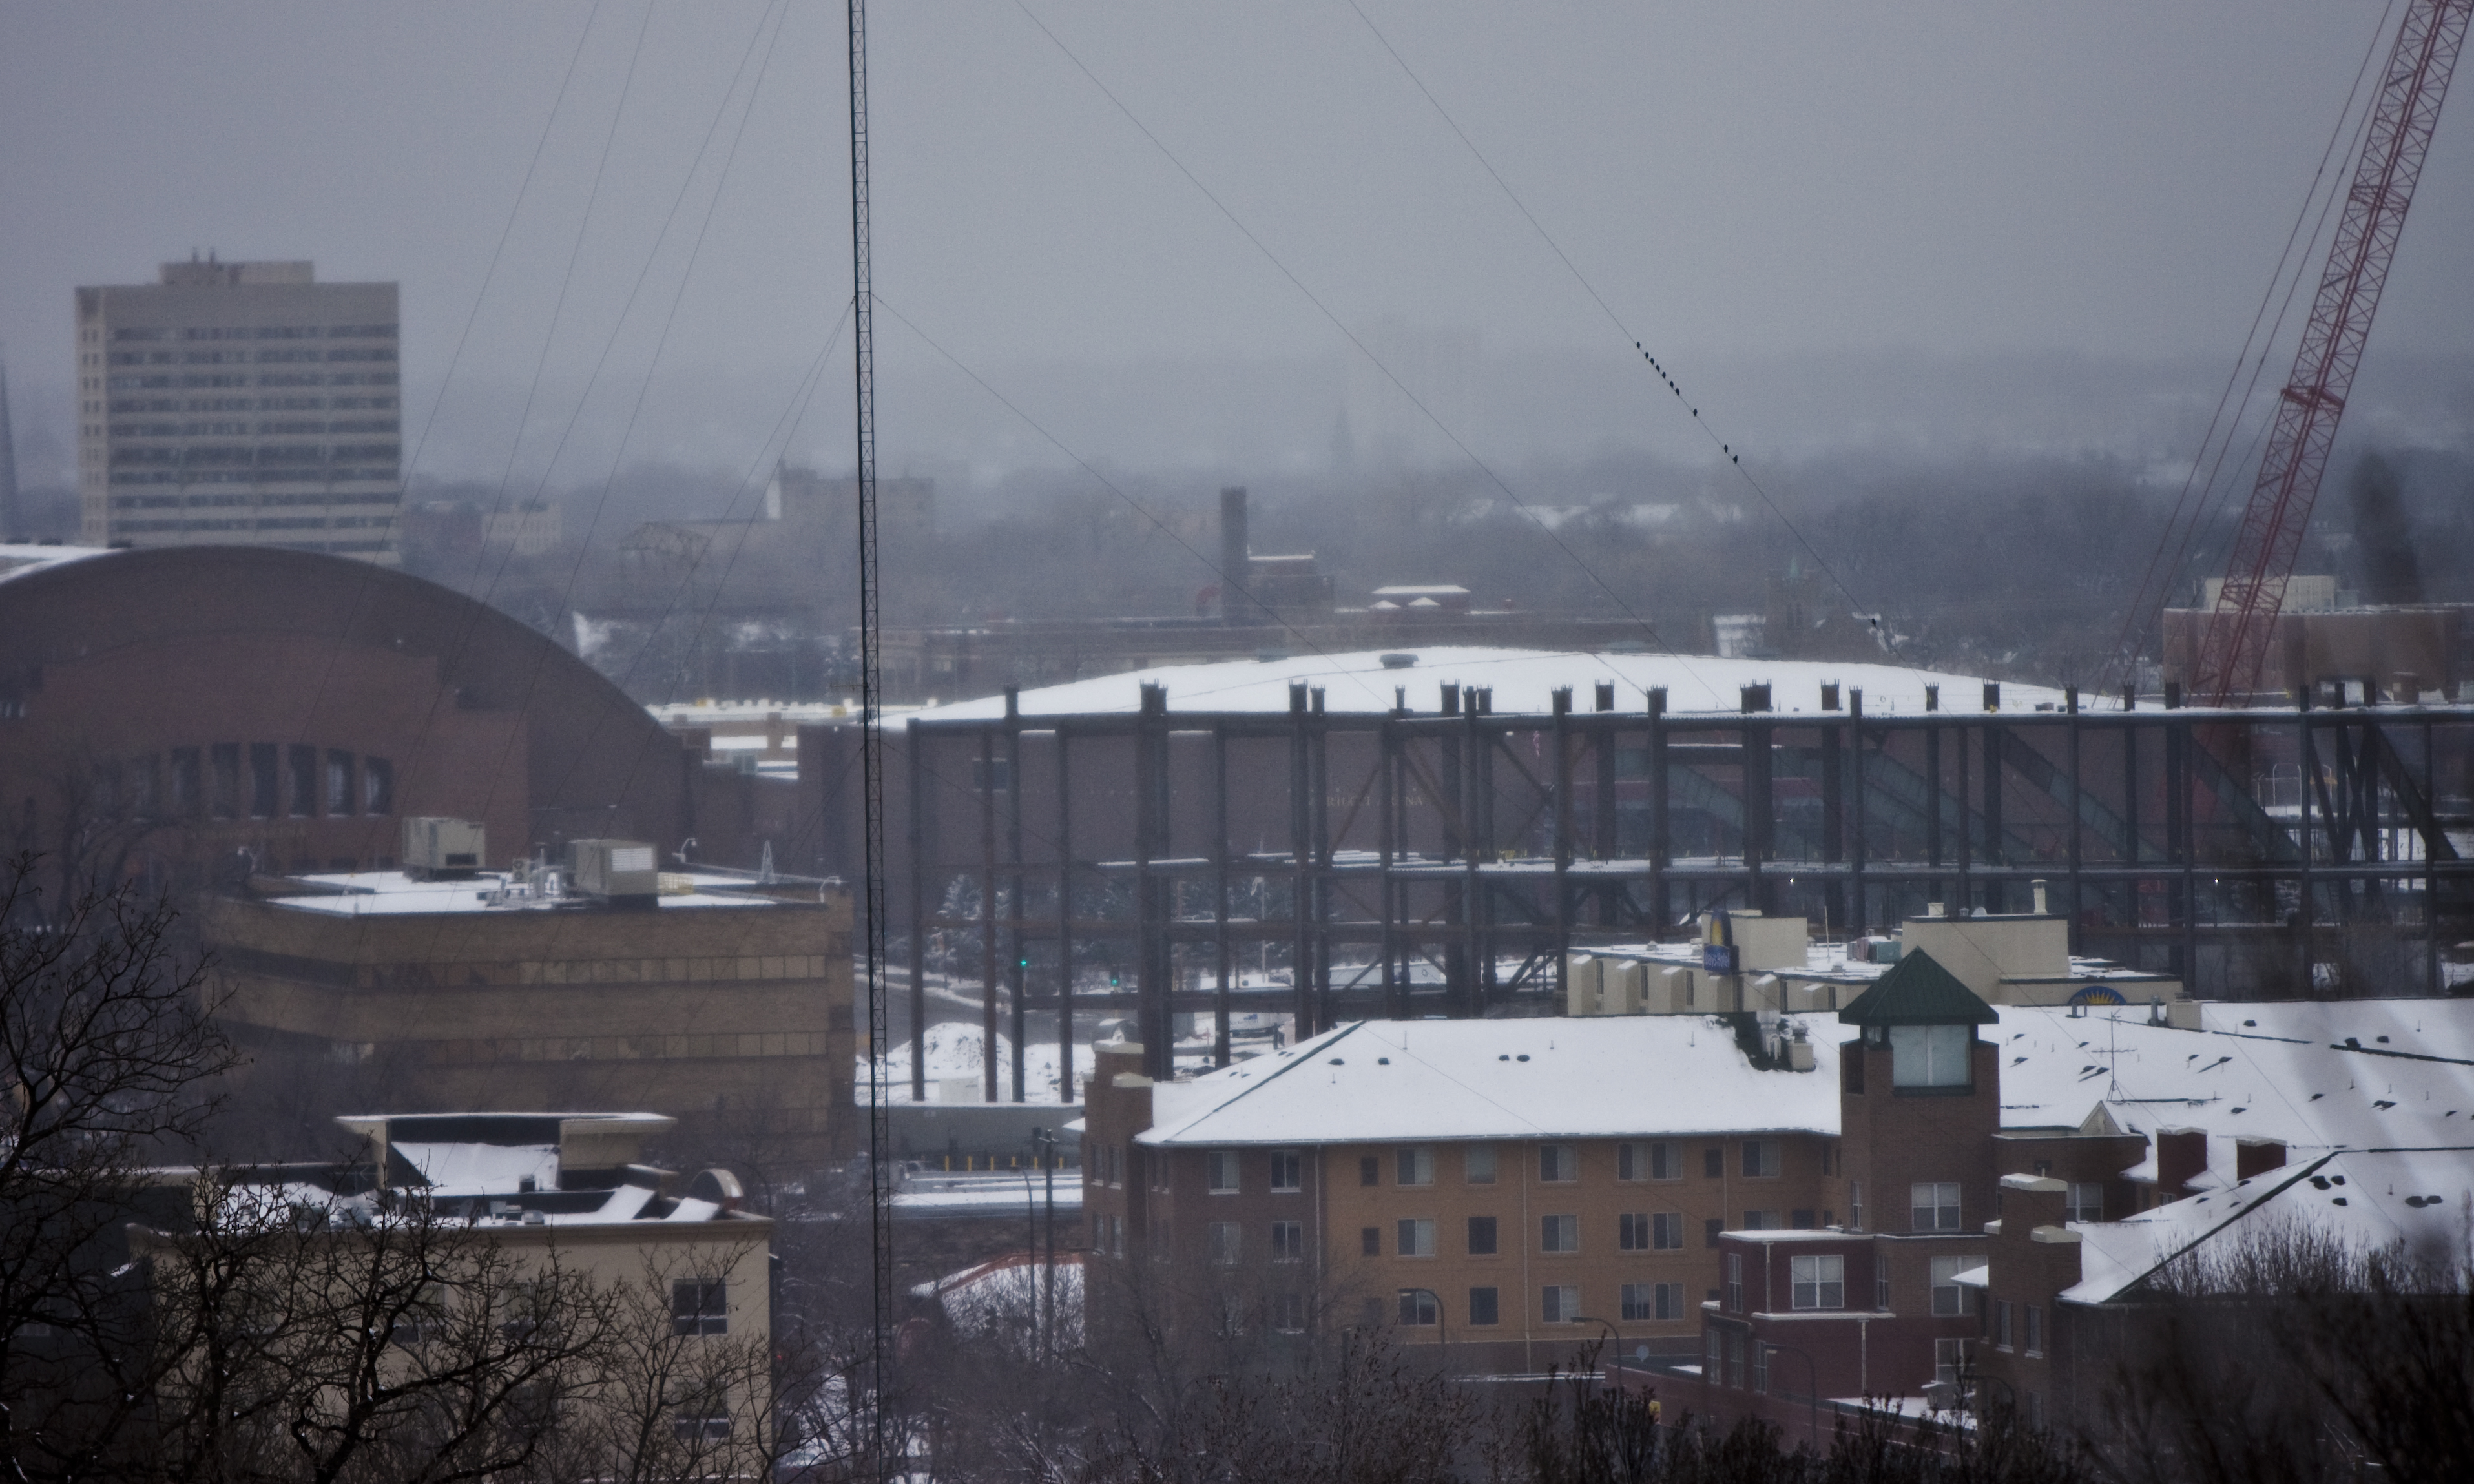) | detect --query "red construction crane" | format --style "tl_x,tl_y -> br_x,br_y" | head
2194,0 -> 2472,706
